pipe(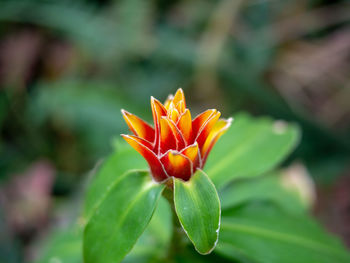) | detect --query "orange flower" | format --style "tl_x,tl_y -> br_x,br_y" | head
121,88 -> 232,182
